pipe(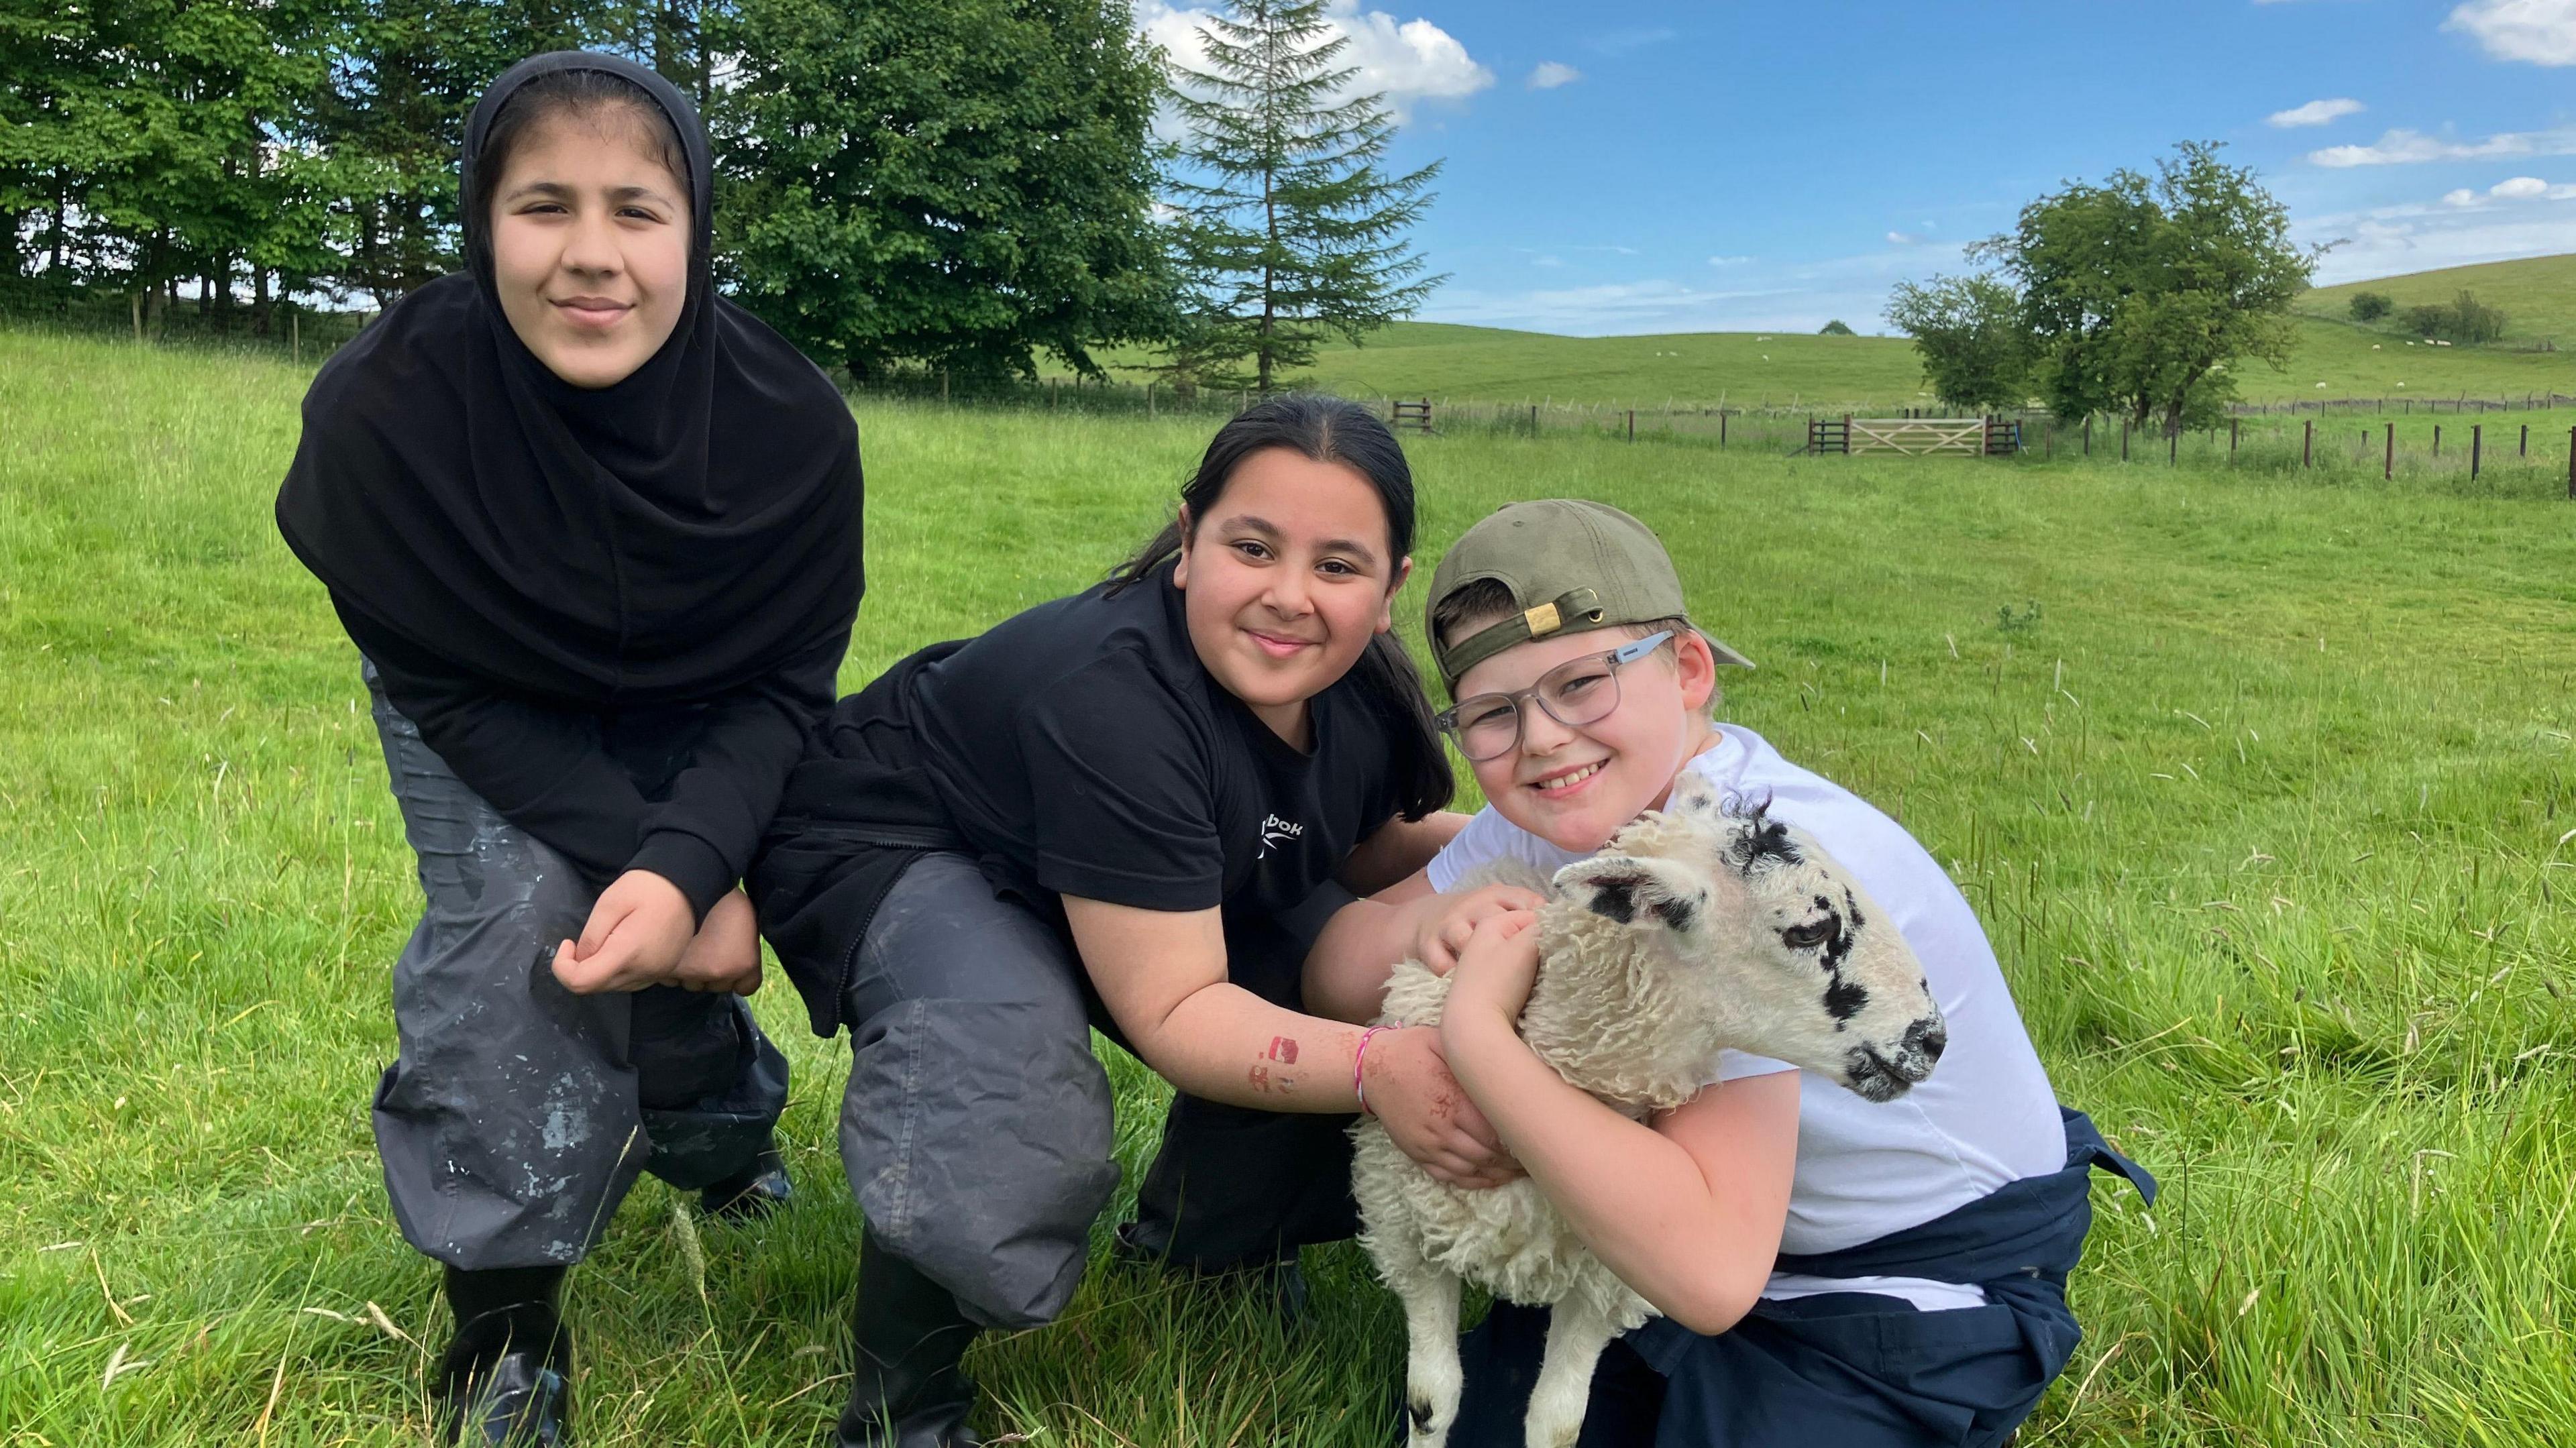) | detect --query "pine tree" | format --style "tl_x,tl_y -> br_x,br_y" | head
1165,0 -> 1442,393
